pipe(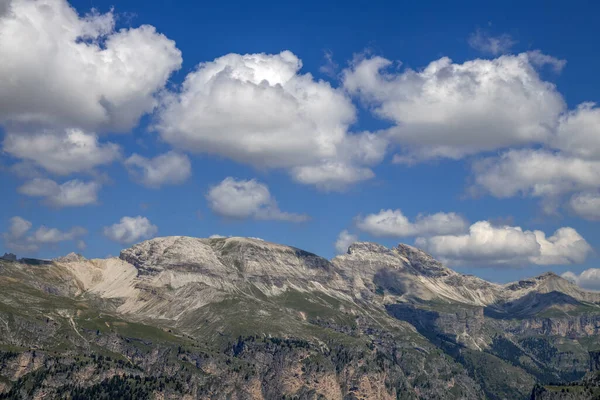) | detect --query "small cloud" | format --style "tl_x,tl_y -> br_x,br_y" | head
3,129 -> 121,176
103,216 -> 158,244
125,151 -> 191,188
206,177 -> 309,222
319,50 -> 339,77
18,178 -> 100,208
526,50 -> 567,73
355,209 -> 468,238
468,28 -> 516,55
2,216 -> 87,254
